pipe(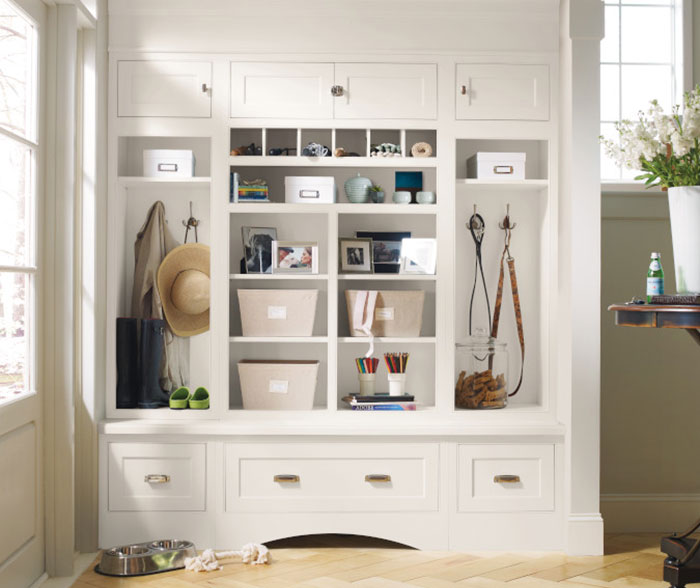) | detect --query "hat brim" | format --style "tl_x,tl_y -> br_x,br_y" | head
157,243 -> 211,337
